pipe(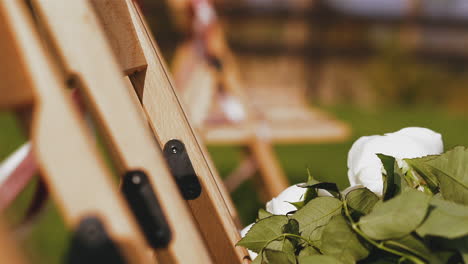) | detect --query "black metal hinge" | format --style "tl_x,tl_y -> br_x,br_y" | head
163,139 -> 202,200
66,216 -> 127,264
122,170 -> 172,249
